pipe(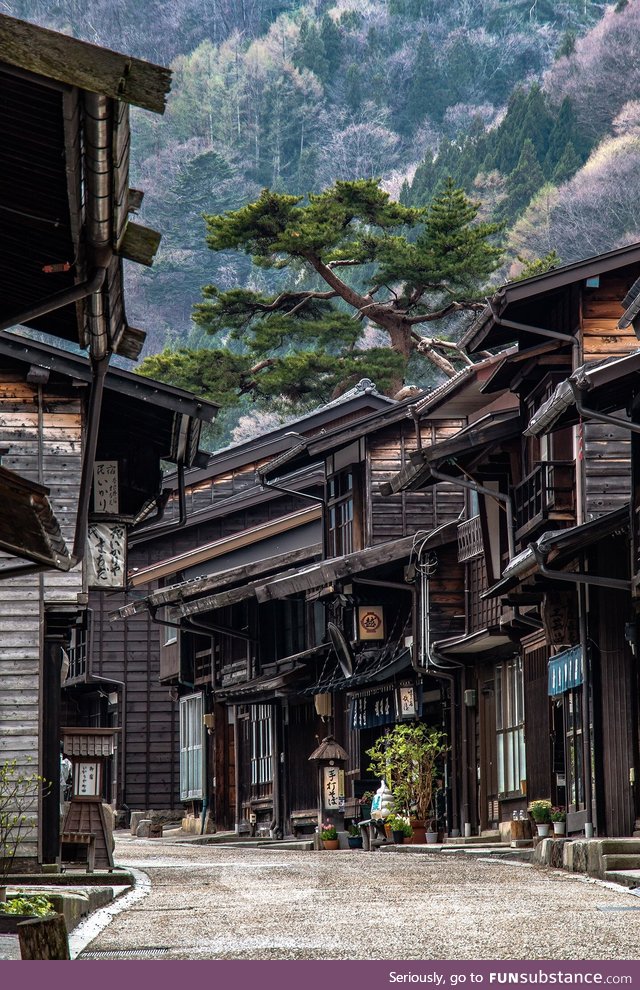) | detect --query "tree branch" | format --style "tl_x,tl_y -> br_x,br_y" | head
252,289 -> 338,313
405,301 -> 485,325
